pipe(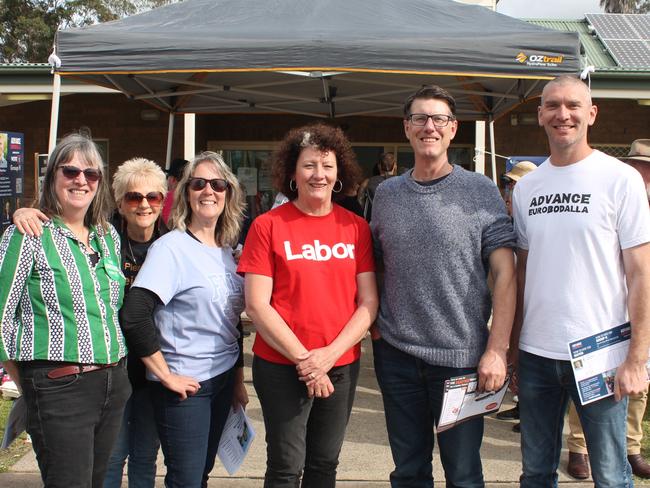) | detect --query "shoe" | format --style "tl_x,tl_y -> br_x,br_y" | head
628,454 -> 650,478
496,405 -> 519,420
567,452 -> 590,480
512,422 -> 520,433
1,374 -> 20,399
